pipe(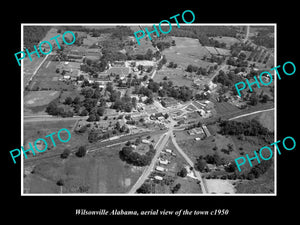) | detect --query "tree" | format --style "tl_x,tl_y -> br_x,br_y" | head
87,114 -> 96,122
73,96 -> 81,105
261,94 -> 269,103
195,156 -> 207,172
249,94 -> 258,106
115,121 -> 121,131
64,96 -> 73,105
225,163 -> 236,172
136,183 -> 151,193
171,183 -> 181,193
76,146 -> 87,157
177,167 -> 188,177
80,109 -> 88,116
56,179 -> 64,186
97,107 -> 105,116
60,149 -> 71,159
